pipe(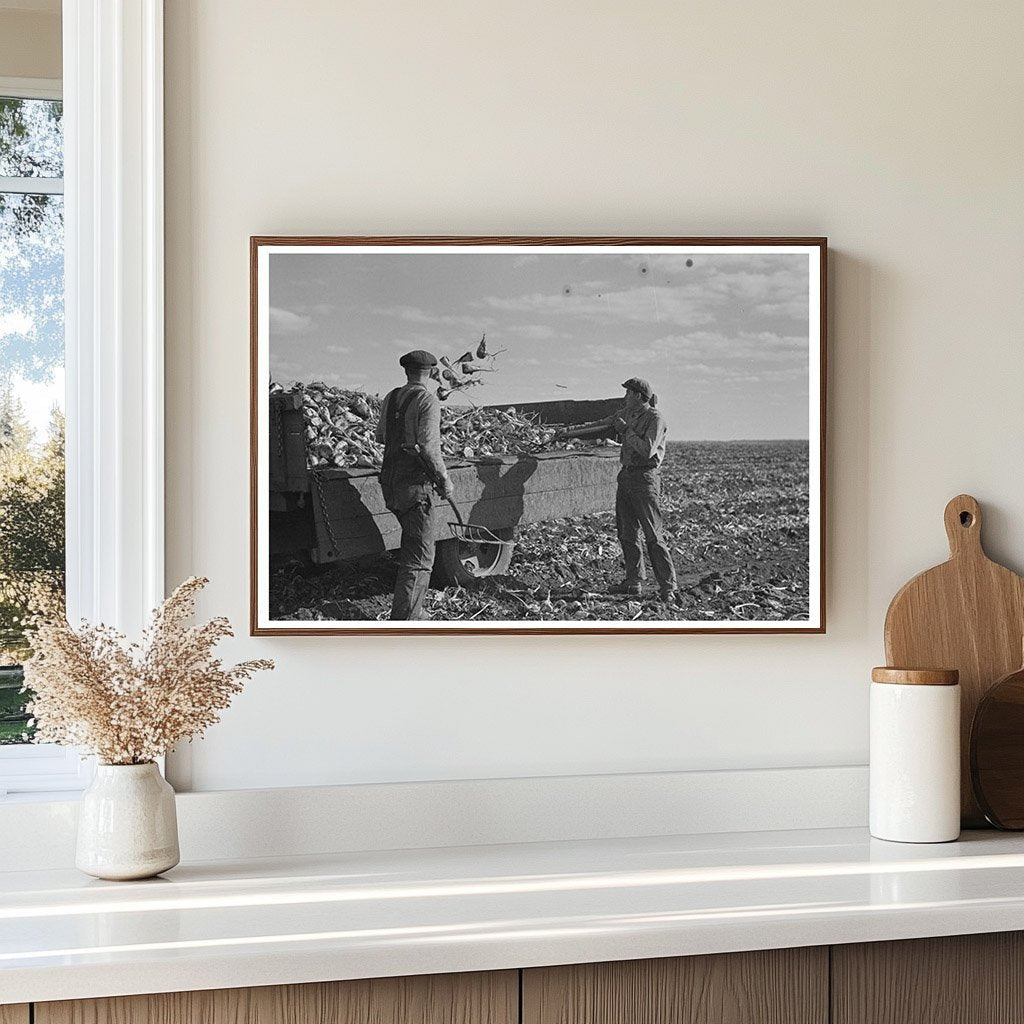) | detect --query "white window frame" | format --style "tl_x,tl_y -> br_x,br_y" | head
0,0 -> 164,797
